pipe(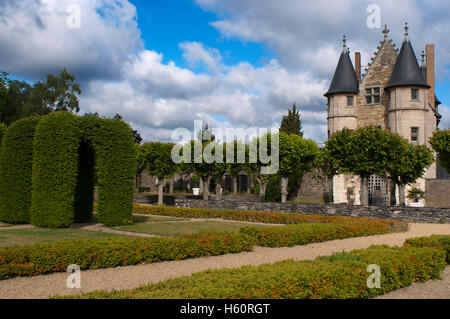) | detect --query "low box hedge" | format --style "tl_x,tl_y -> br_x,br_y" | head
67,245 -> 446,299
405,235 -> 450,263
239,220 -> 408,247
0,231 -> 254,280
130,204 -> 409,228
